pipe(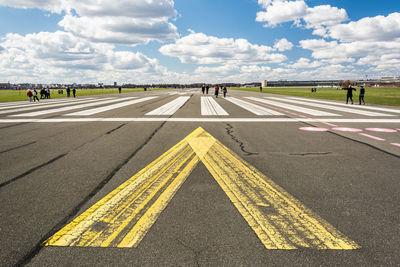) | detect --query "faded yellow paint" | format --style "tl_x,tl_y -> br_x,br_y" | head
45,127 -> 359,250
